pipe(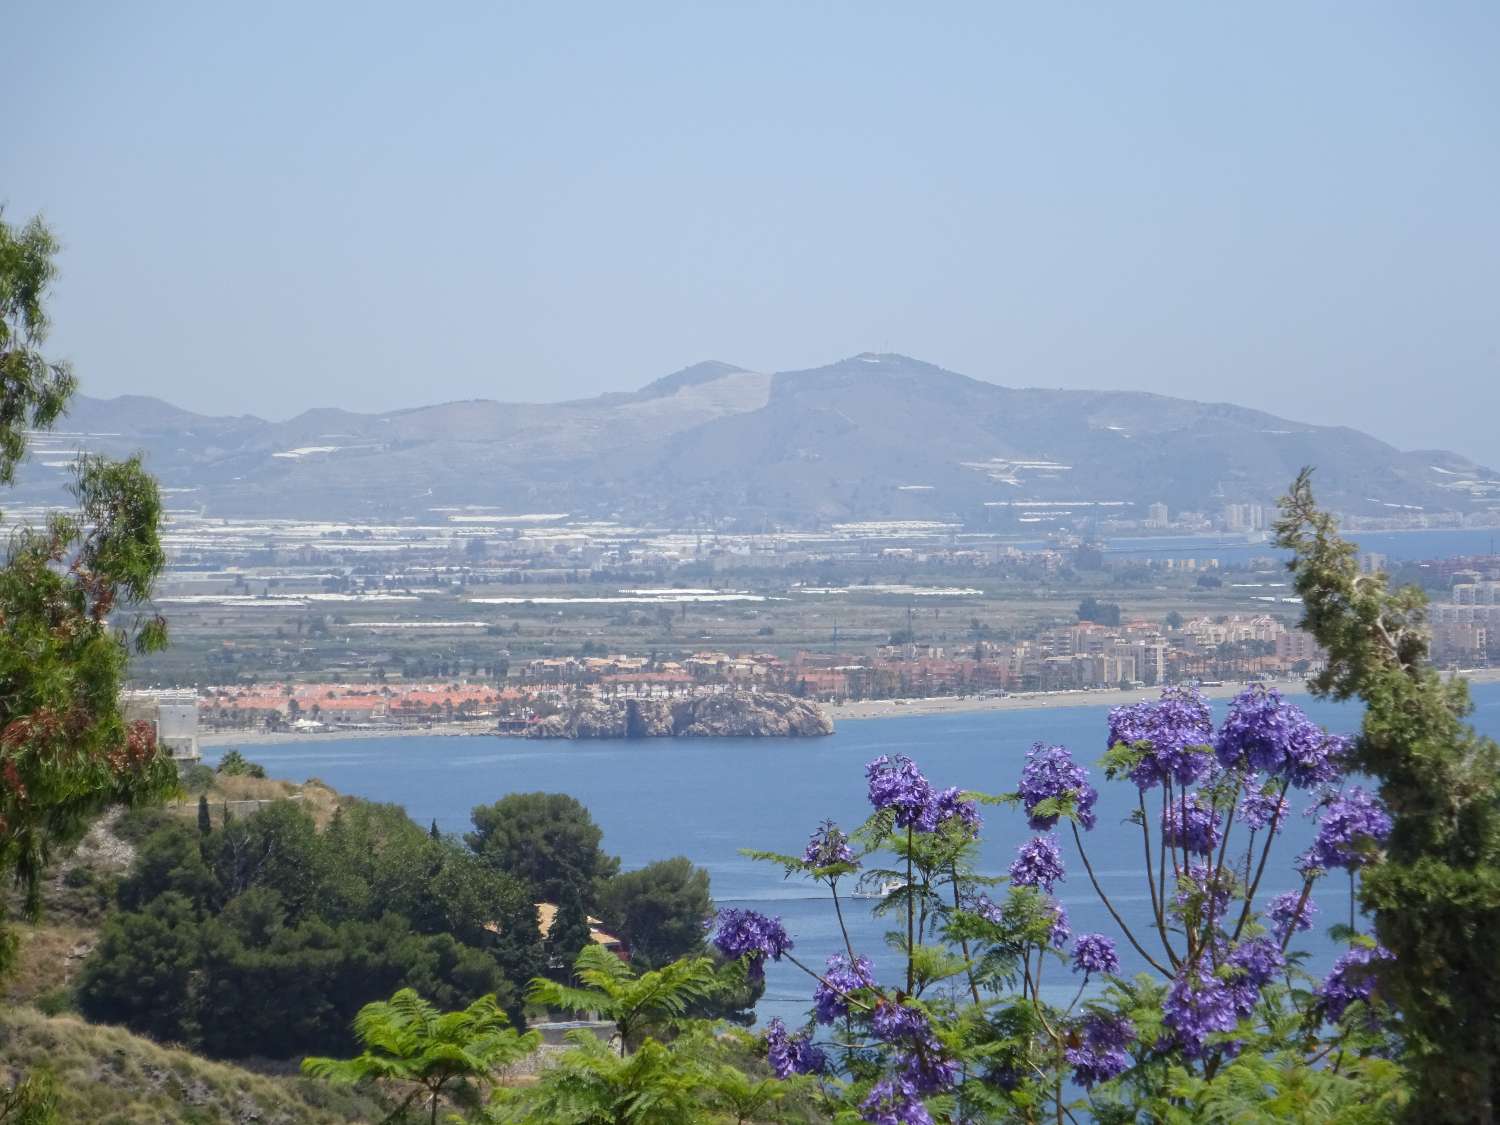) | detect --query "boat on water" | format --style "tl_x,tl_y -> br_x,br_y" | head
851,878 -> 906,899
